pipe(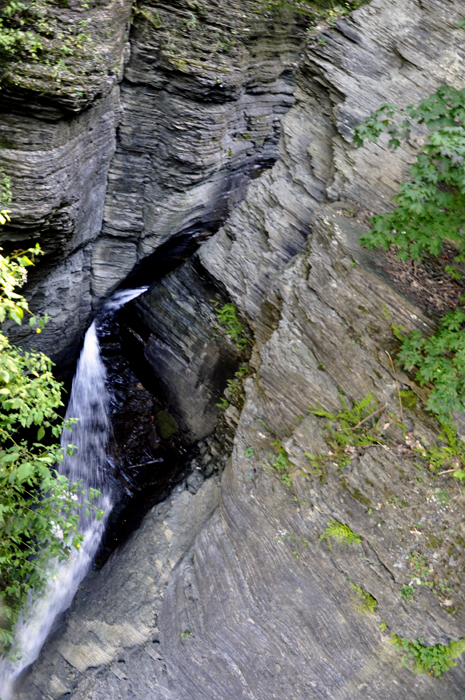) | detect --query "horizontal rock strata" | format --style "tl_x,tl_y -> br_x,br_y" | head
0,0 -> 304,367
